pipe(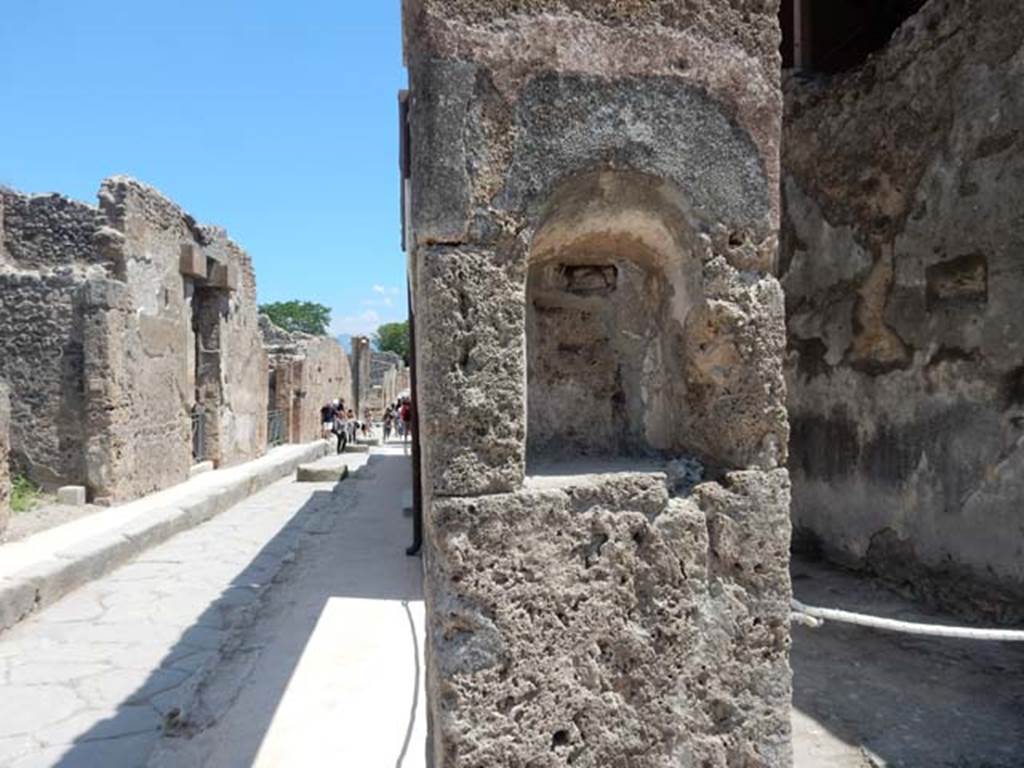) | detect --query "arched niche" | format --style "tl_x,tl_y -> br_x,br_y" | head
526,171 -> 706,465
